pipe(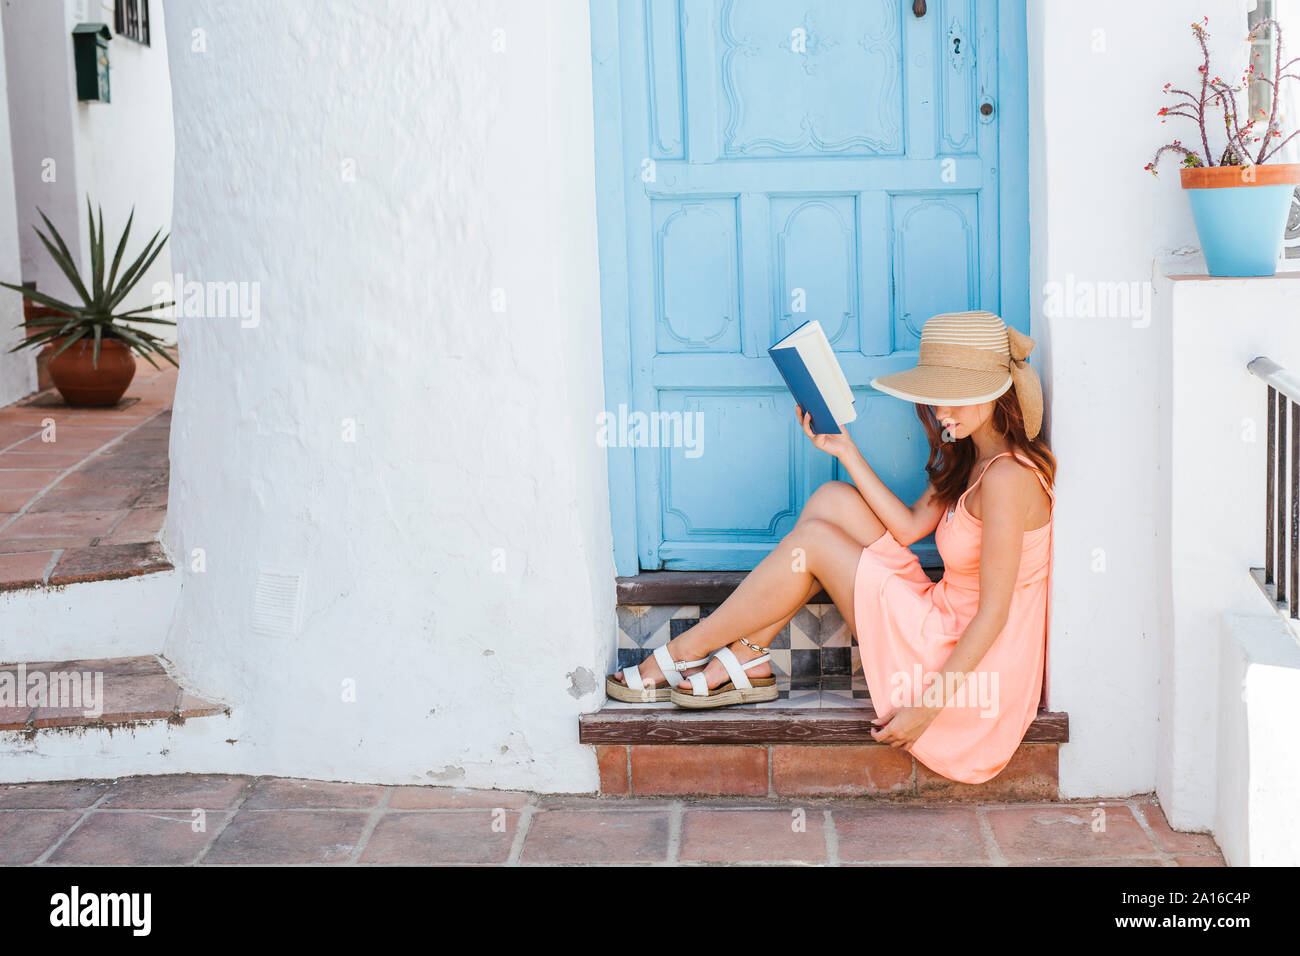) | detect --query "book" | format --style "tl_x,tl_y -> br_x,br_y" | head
767,319 -> 857,435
